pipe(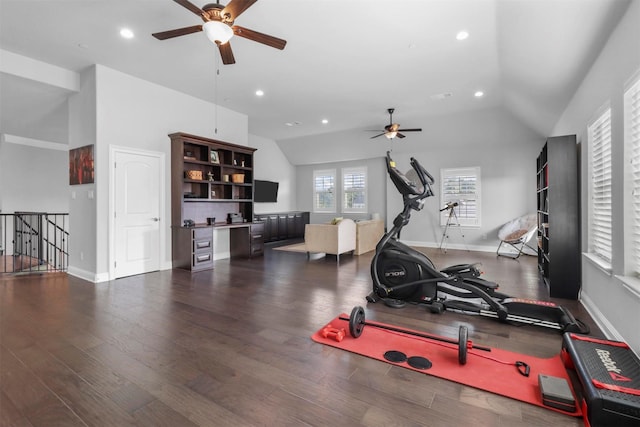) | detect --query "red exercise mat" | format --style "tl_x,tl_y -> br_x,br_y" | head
312,313 -> 582,418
